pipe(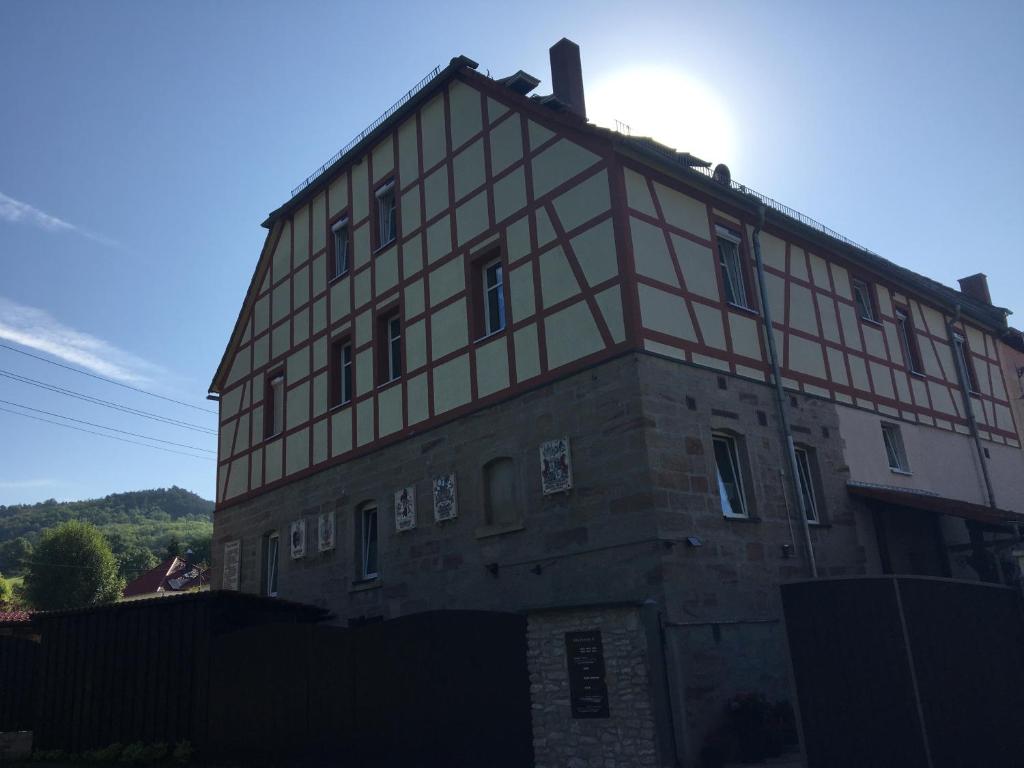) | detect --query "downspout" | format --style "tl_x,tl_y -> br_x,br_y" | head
751,206 -> 818,578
